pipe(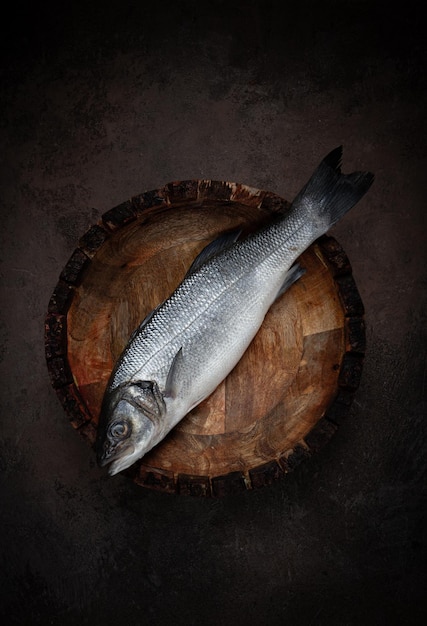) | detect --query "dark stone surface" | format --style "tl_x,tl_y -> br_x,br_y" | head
1,1 -> 426,624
